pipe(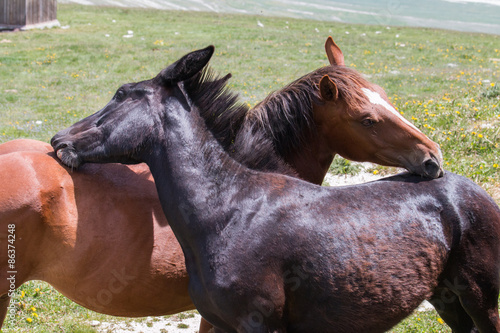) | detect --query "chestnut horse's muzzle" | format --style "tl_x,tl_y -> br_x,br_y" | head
423,156 -> 444,179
